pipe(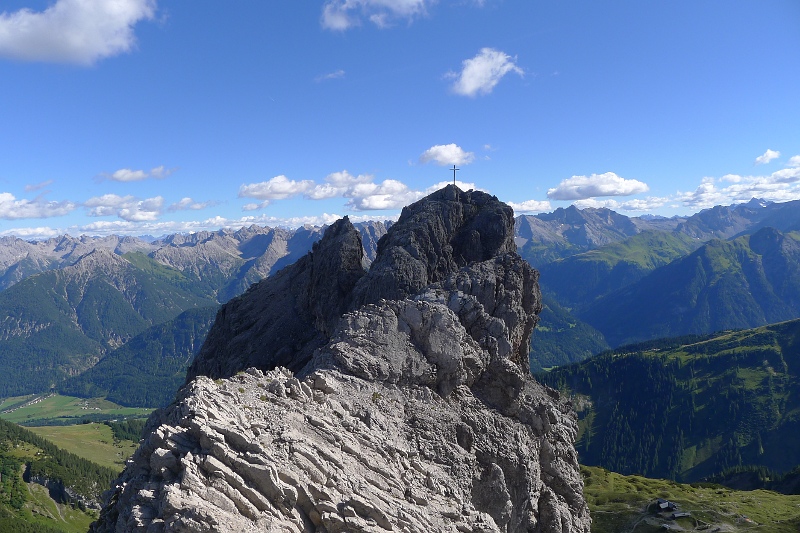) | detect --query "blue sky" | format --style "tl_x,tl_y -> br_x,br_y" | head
1,0 -> 799,238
